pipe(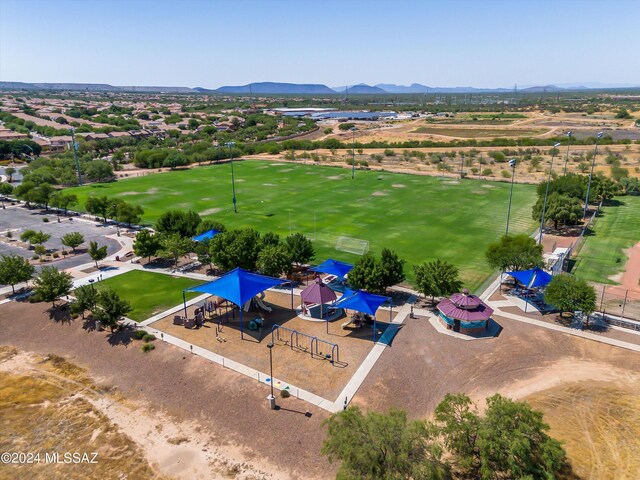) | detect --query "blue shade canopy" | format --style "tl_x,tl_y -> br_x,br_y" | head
185,268 -> 286,306
332,289 -> 390,316
192,229 -> 220,242
506,267 -> 552,288
309,259 -> 353,278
